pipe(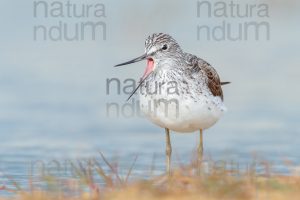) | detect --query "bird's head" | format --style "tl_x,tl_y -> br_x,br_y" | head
144,33 -> 182,61
114,33 -> 182,101
115,33 -> 182,80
